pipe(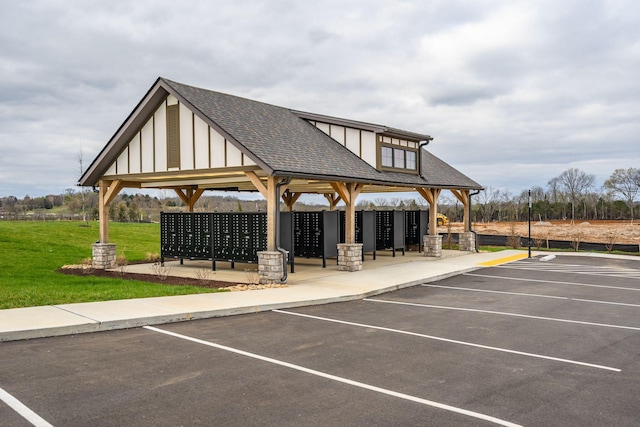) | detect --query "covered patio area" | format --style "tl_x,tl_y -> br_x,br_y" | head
79,78 -> 482,284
